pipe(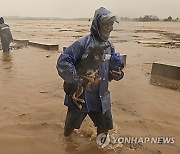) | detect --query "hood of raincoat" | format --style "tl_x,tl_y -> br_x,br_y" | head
90,7 -> 117,42
0,17 -> 4,24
